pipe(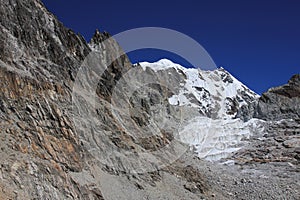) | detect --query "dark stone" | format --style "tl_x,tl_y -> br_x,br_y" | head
254,74 -> 300,120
